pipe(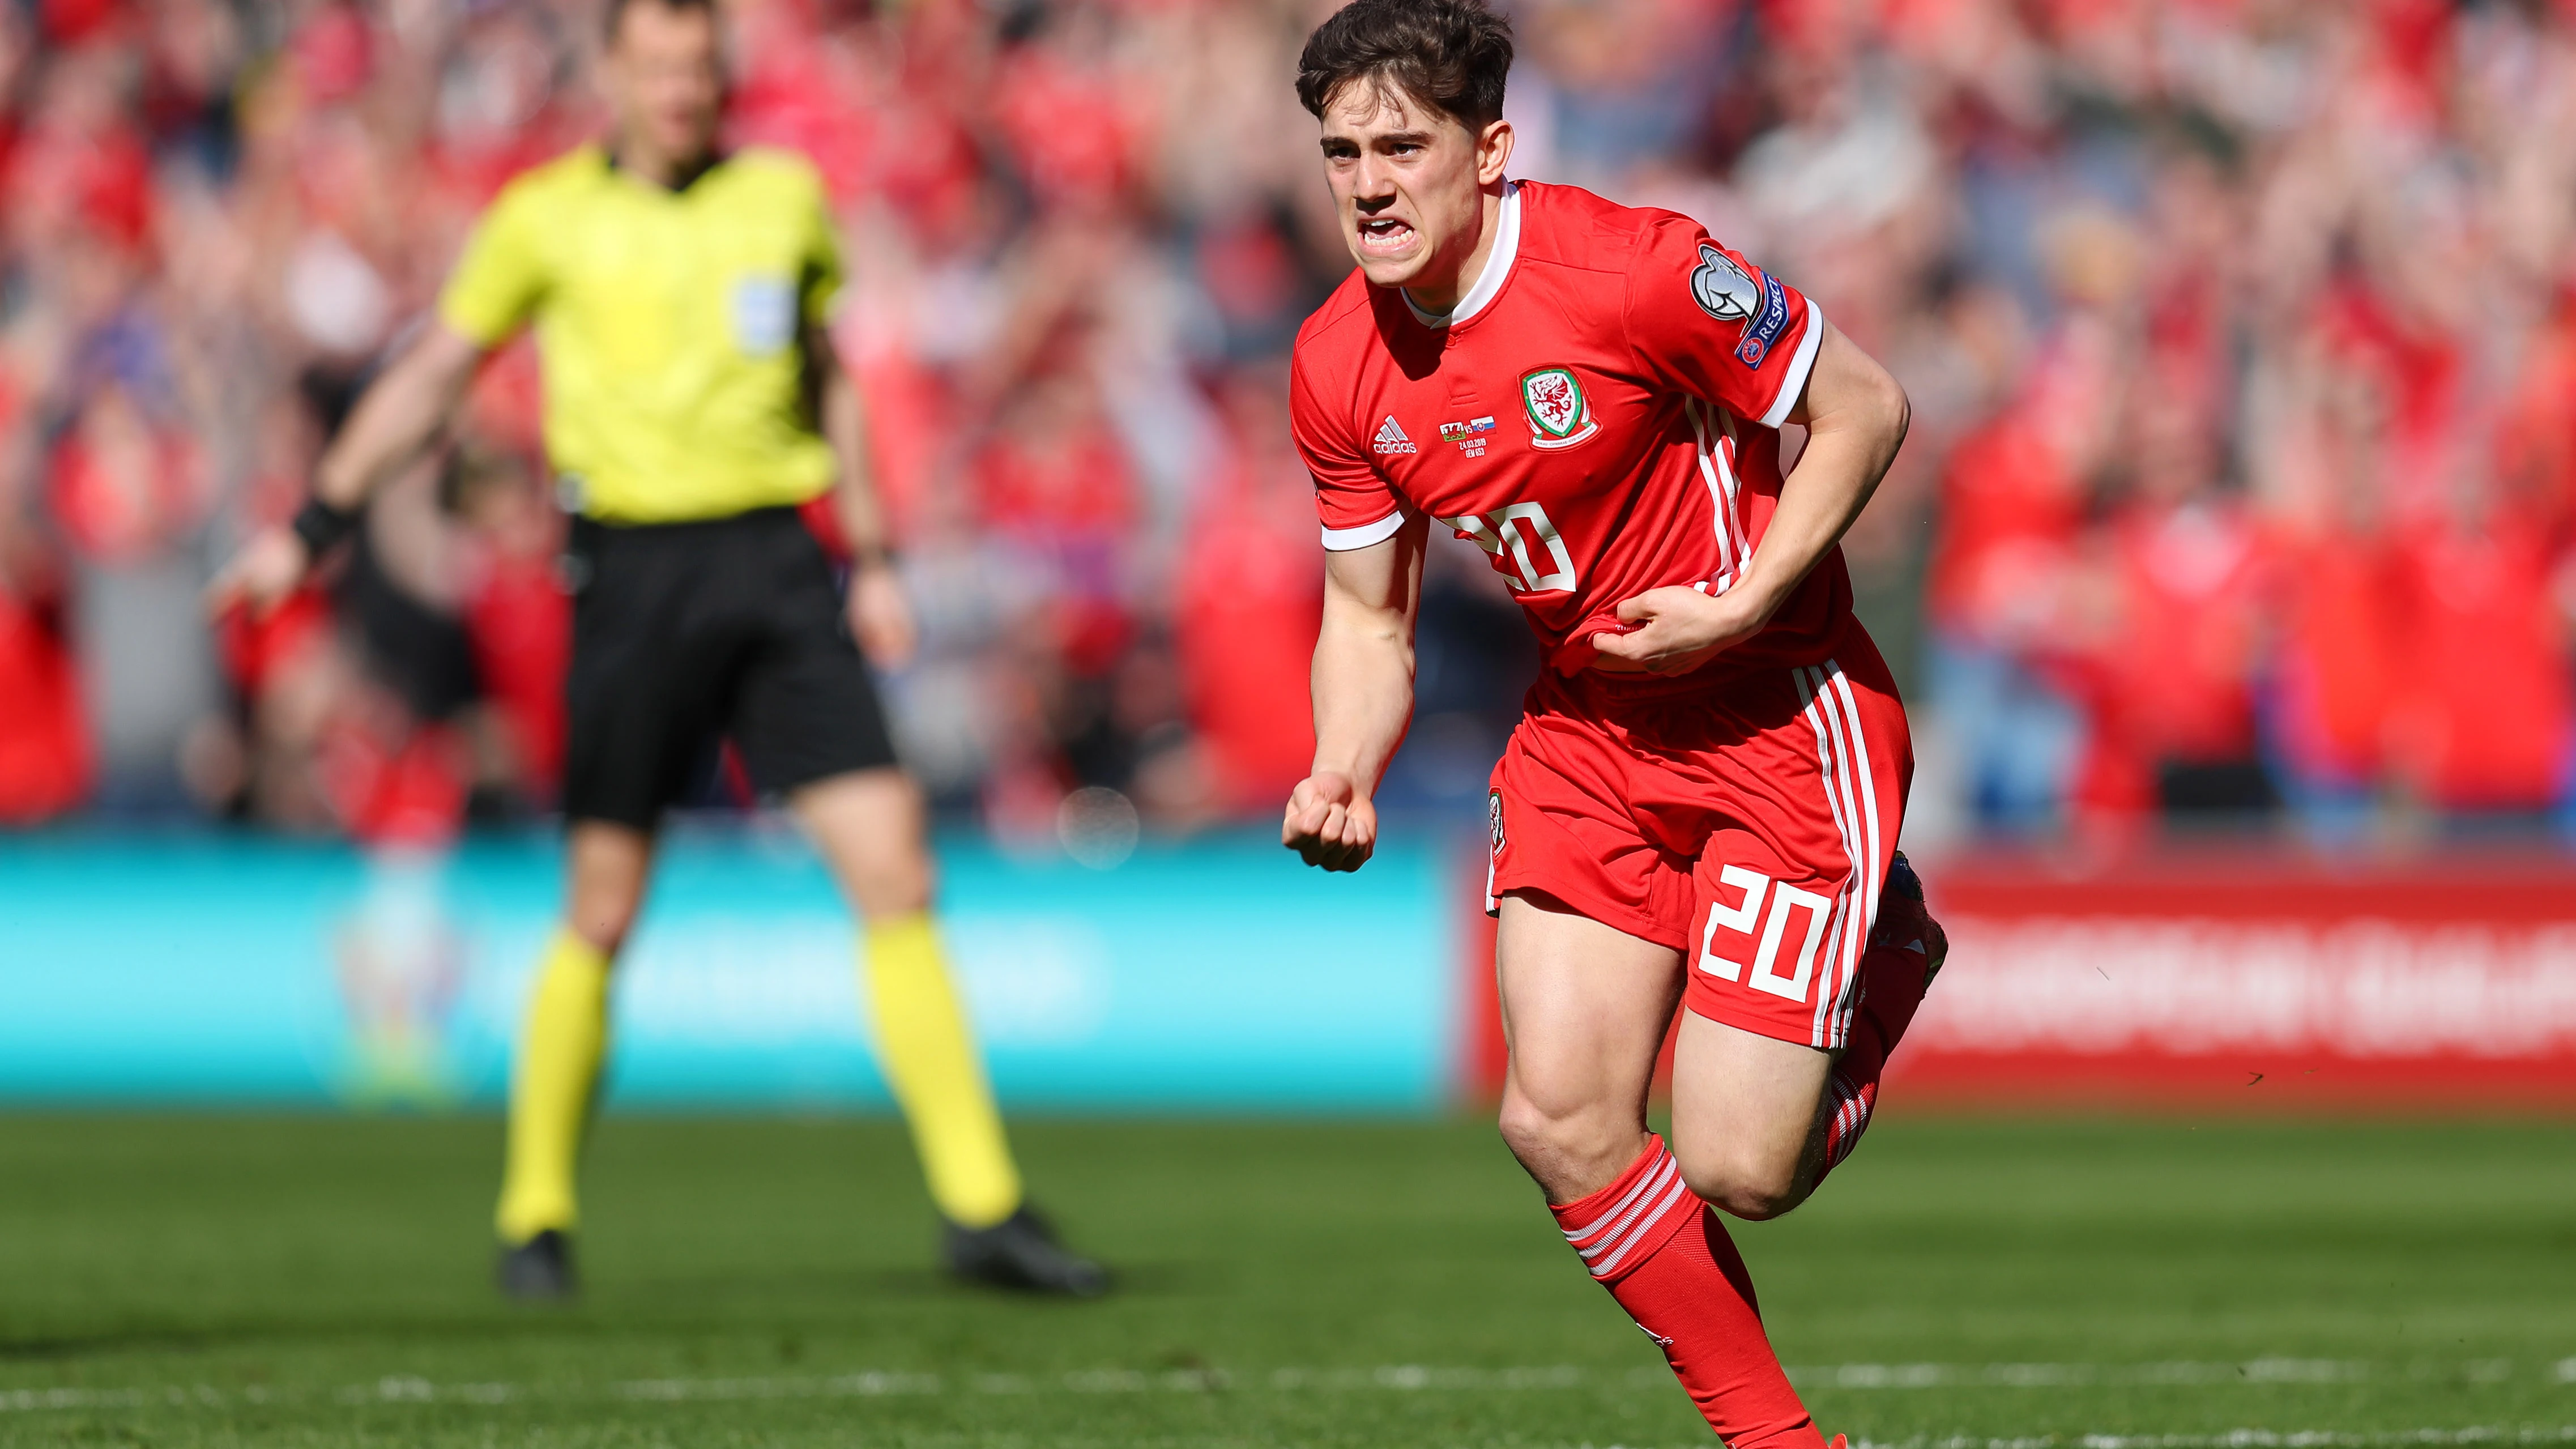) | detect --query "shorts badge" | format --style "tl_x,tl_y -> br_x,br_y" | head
1521,367 -> 1599,451
1488,788 -> 1505,856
